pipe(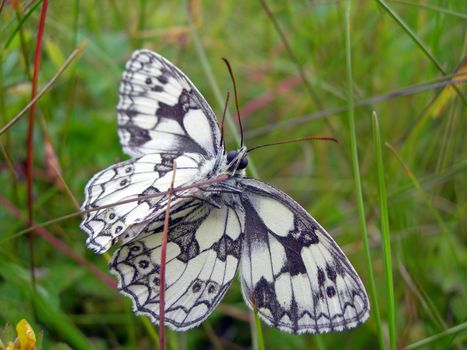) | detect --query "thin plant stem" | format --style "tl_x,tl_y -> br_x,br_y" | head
8,174 -> 230,241
376,0 -> 466,104
344,2 -> 385,349
259,0 -> 321,109
141,317 -> 160,348
391,0 -> 467,20
26,0 -> 48,287
372,112 -> 396,350
0,195 -> 116,288
15,8 -> 31,76
0,141 -> 18,181
258,0 -> 352,171
246,75 -> 467,138
159,161 -> 177,350
137,0 -> 146,48
184,0 -> 259,178
0,48 -> 83,135
3,0 -> 43,49
73,0 -> 80,48
253,308 -> 265,350
404,321 -> 467,349
385,142 -> 460,264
